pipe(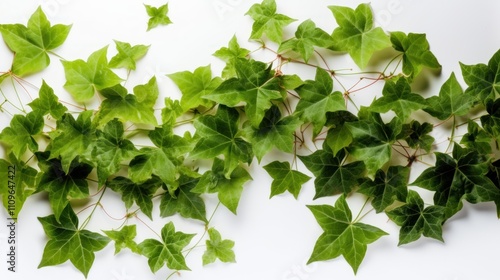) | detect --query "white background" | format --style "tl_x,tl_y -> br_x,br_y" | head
1,0 -> 500,280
